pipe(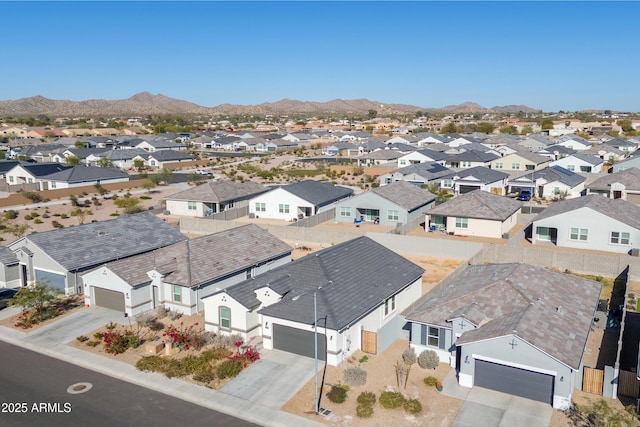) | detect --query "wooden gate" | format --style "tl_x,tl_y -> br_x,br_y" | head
618,370 -> 640,398
361,330 -> 377,354
583,368 -> 604,395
